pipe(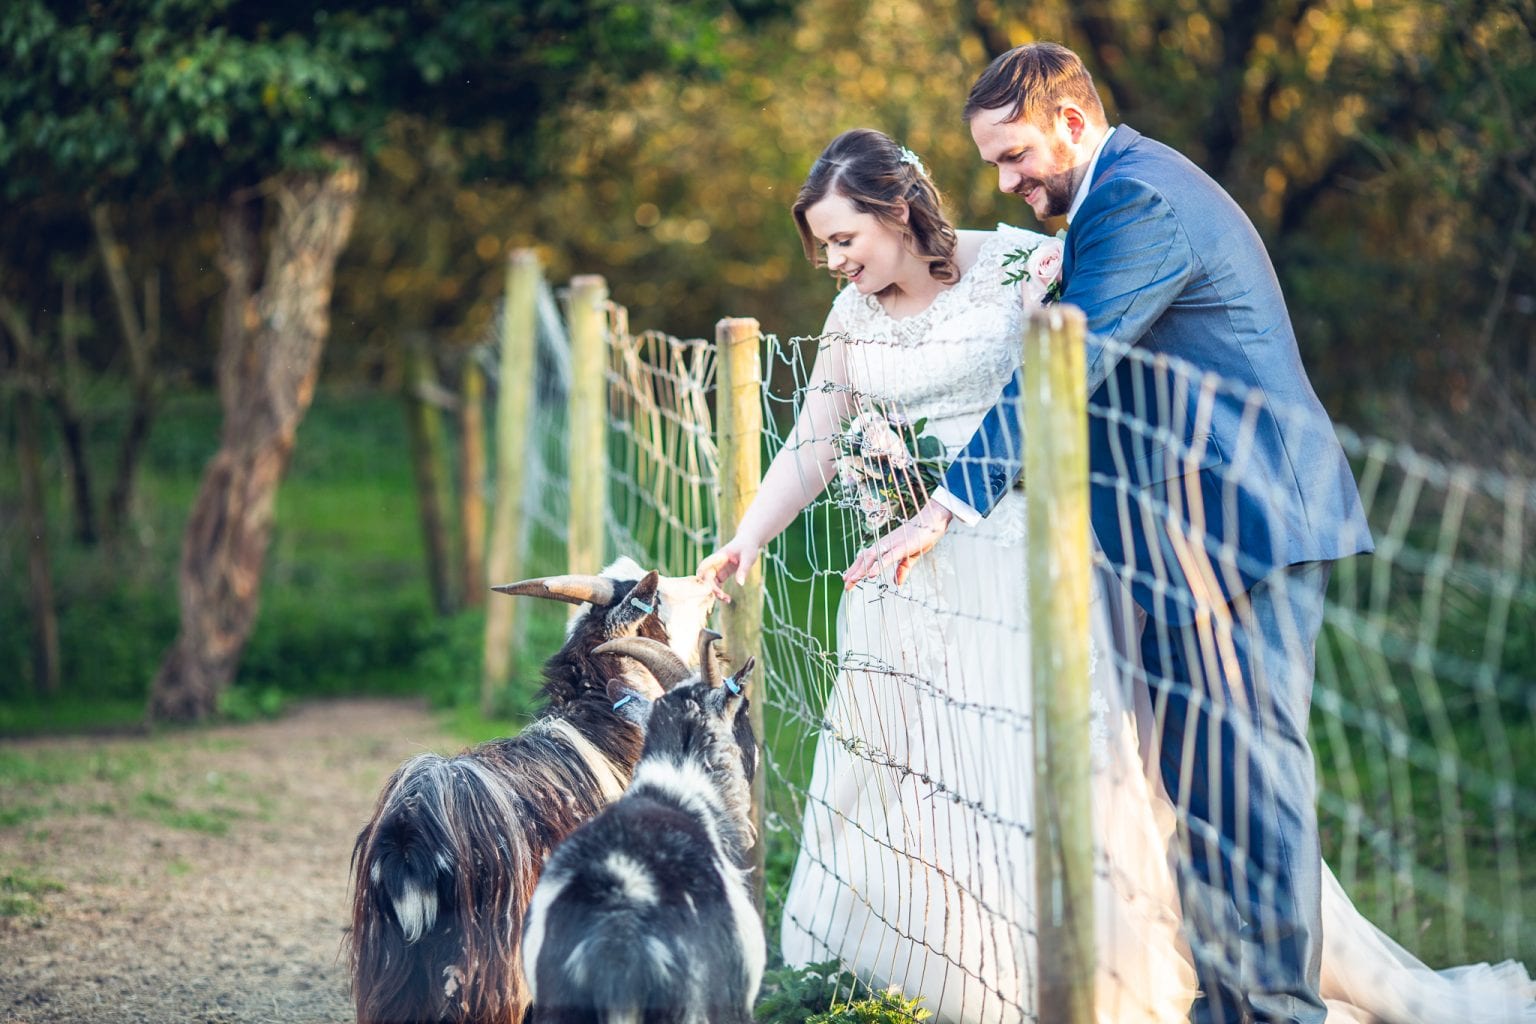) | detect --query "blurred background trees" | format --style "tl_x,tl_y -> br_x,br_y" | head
2,0 -> 1531,720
